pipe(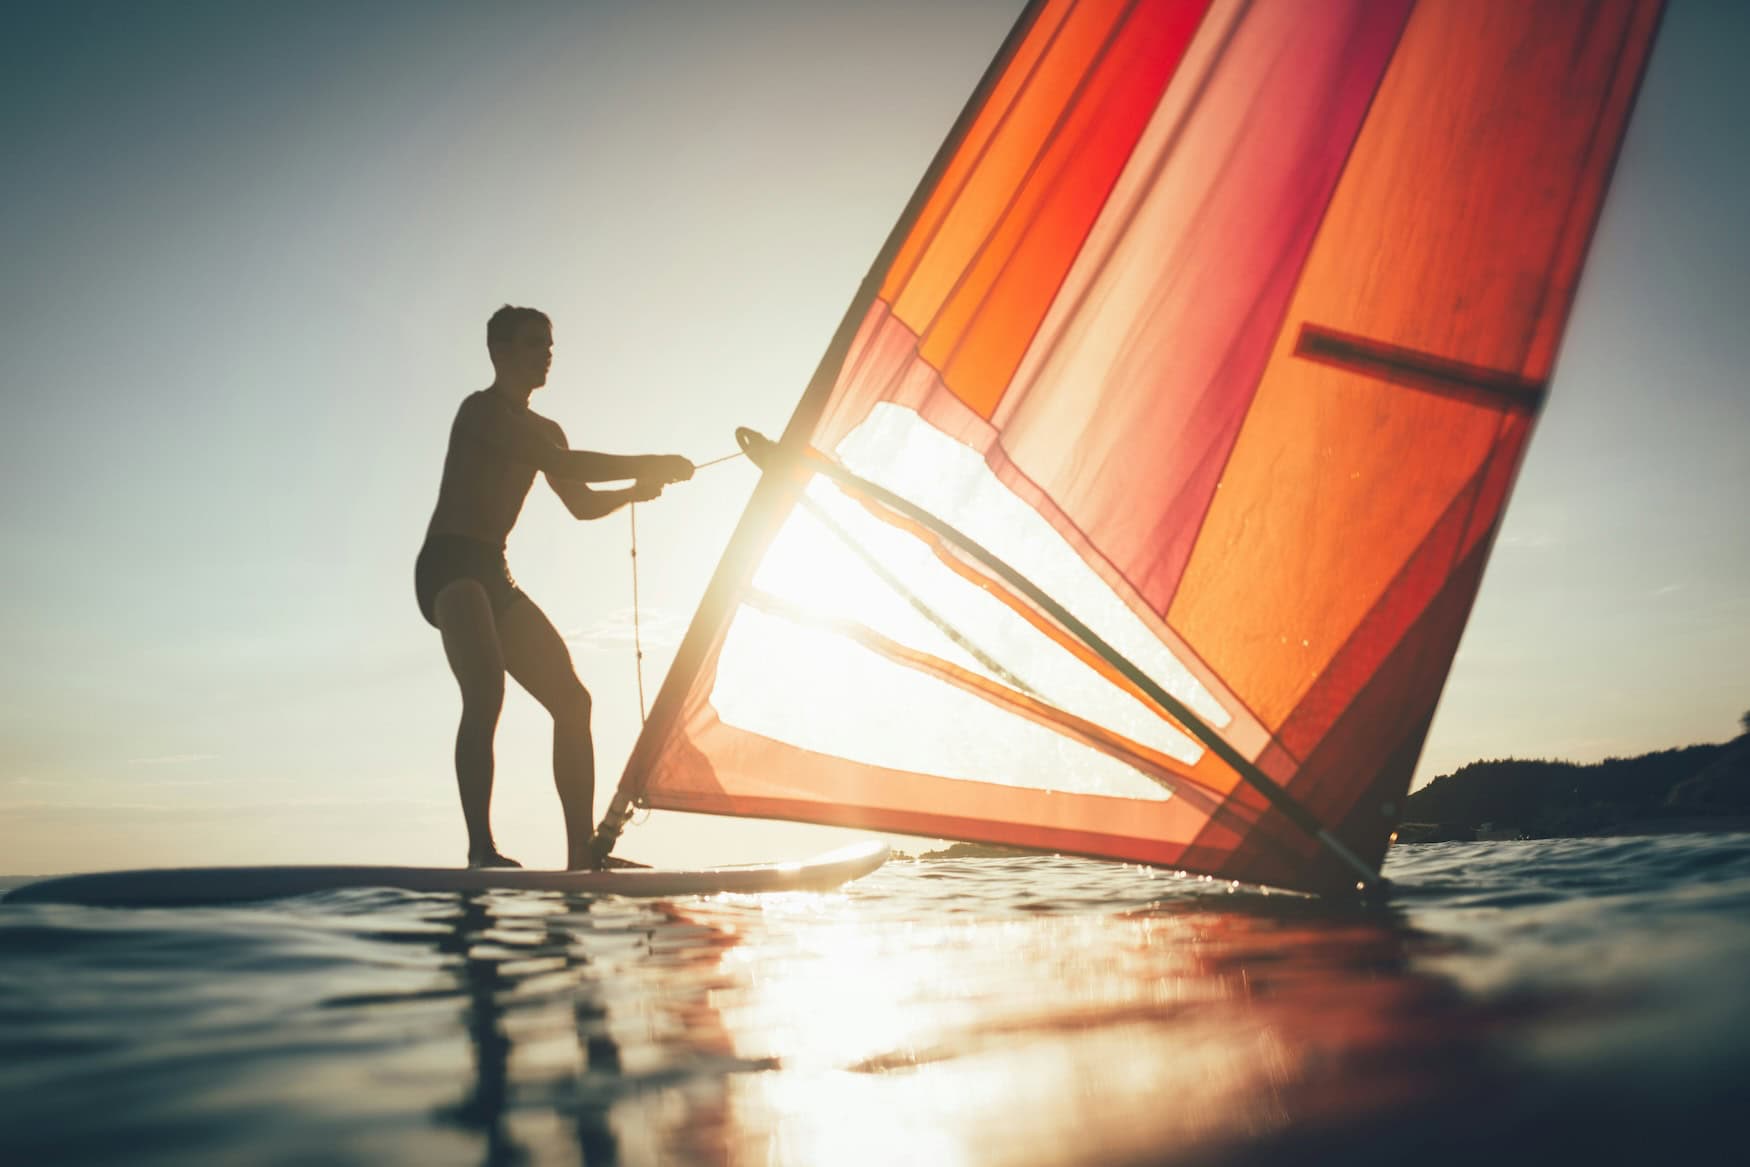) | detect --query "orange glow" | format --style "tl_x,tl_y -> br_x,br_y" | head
623,0 -> 1665,894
